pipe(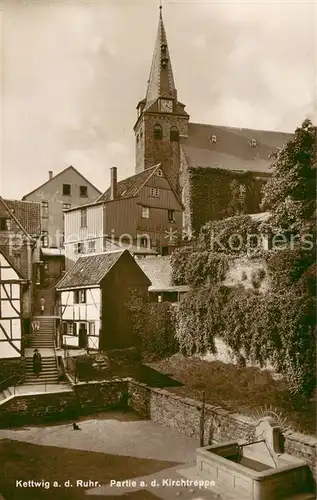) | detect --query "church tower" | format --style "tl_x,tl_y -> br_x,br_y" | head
134,5 -> 189,191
